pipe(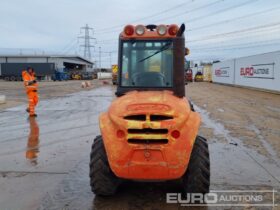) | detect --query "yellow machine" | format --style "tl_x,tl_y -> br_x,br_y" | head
194,71 -> 203,82
112,65 -> 118,85
71,73 -> 81,80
